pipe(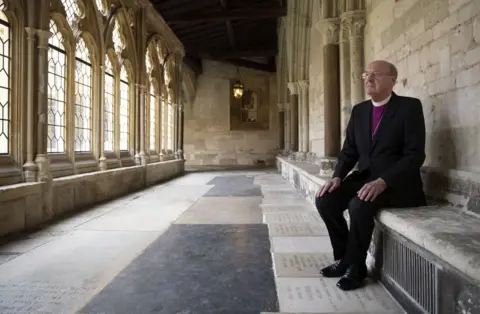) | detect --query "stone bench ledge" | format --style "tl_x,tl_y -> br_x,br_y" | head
377,205 -> 480,285
277,156 -> 480,284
